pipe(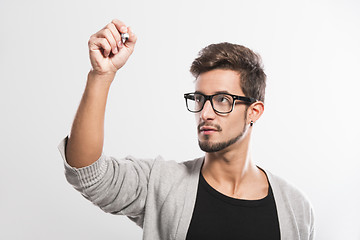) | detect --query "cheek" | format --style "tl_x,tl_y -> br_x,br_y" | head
195,113 -> 200,123
225,114 -> 246,131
